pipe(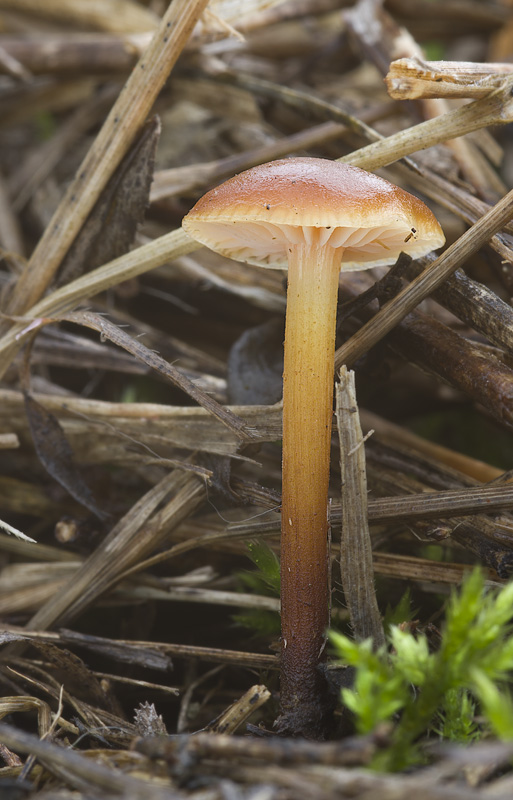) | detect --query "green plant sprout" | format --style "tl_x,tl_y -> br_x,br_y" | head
244,540 -> 281,596
383,586 -> 417,634
330,570 -> 513,771
434,688 -> 479,743
234,541 -> 281,639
